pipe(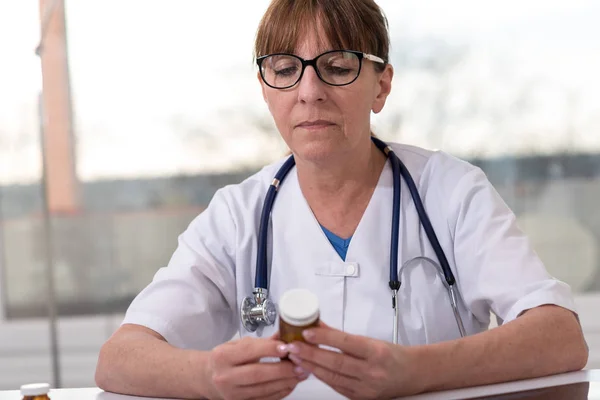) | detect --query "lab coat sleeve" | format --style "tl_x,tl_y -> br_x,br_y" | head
448,167 -> 578,325
121,188 -> 238,350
